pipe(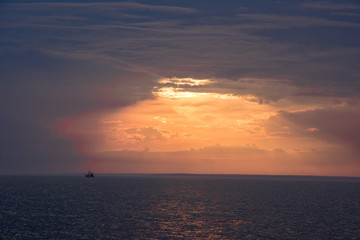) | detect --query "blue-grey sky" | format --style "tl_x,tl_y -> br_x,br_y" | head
1,0 -> 360,175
